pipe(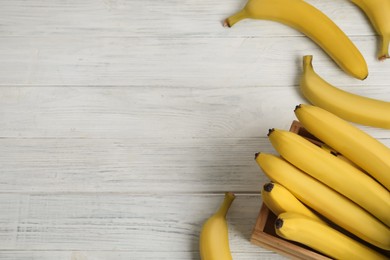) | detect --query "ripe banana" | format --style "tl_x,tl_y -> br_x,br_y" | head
300,55 -> 390,128
261,182 -> 326,224
255,153 -> 390,250
275,212 -> 387,260
224,0 -> 368,80
267,128 -> 390,227
350,0 -> 390,60
199,192 -> 235,260
295,104 -> 390,191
